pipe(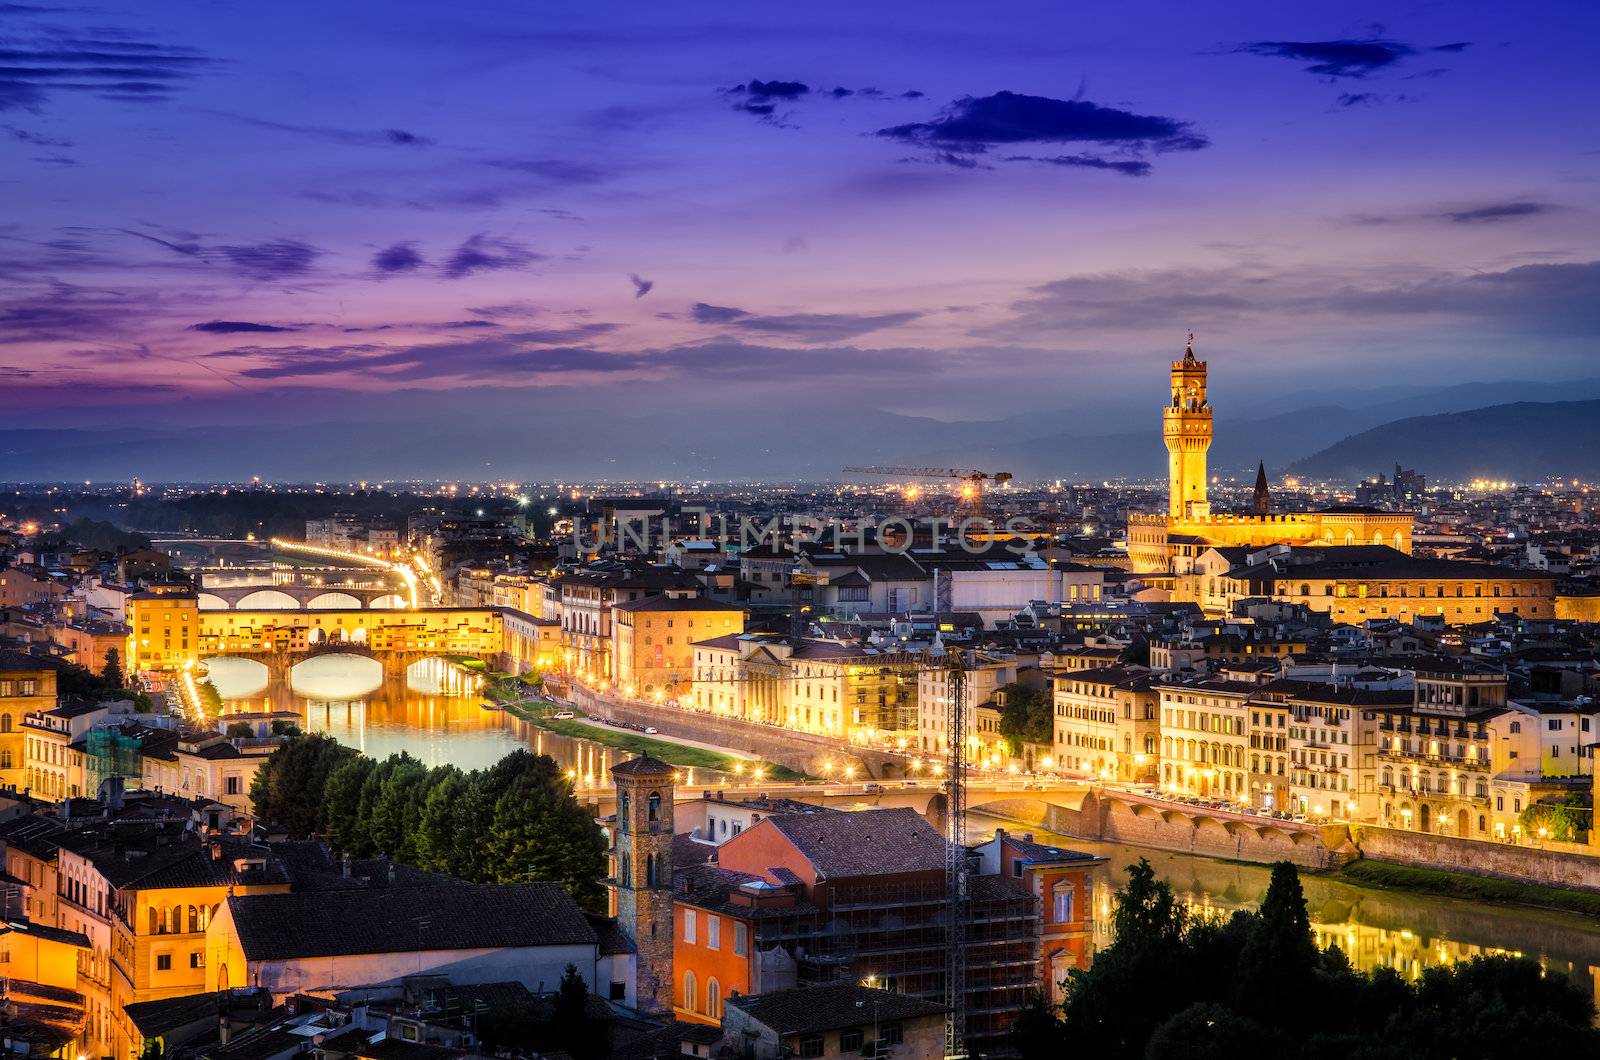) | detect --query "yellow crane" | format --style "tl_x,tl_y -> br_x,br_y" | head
842,465 -> 1013,516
